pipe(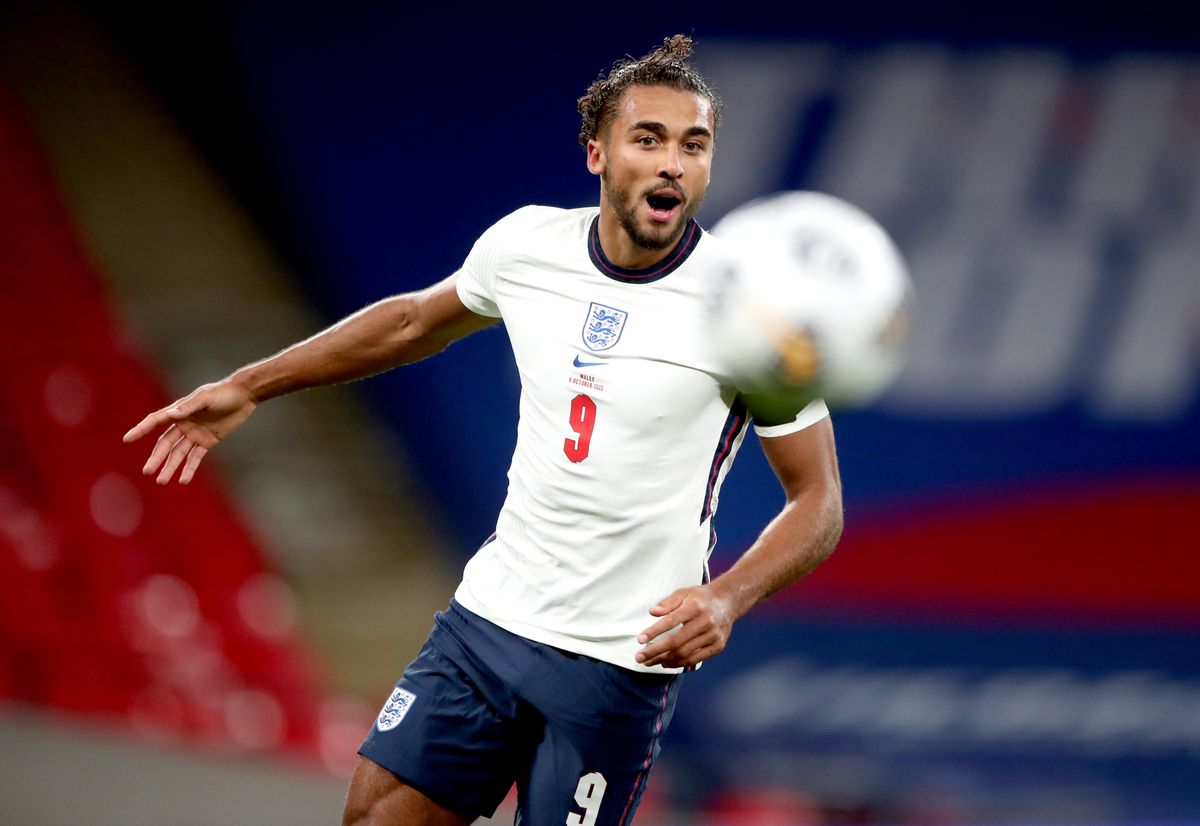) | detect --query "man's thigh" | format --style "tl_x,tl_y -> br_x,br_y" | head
343,757 -> 469,826
517,650 -> 681,826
